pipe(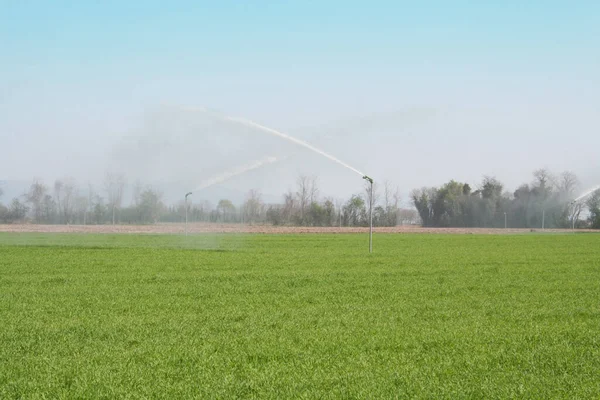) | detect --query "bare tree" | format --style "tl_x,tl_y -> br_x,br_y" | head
27,180 -> 48,223
393,188 -> 401,210
383,181 -> 401,226
74,194 -> 89,225
296,175 -> 310,223
61,178 -> 77,224
41,194 -> 56,223
244,189 -> 263,224
309,175 -> 319,205
559,171 -> 579,199
53,180 -> 63,223
105,172 -> 126,225
533,168 -> 555,197
87,183 -> 95,224
138,187 -> 165,224
411,187 -> 436,226
282,190 -> 296,224
217,199 -> 236,222
132,180 -> 143,207
334,198 -> 344,227
570,202 -> 584,229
